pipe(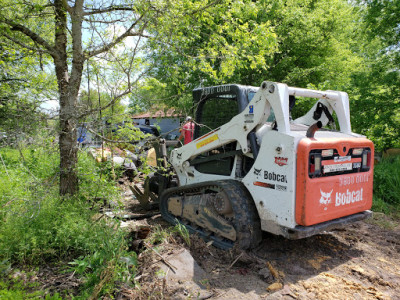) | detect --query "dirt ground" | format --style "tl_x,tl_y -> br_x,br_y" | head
188,217 -> 400,300
121,183 -> 400,300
